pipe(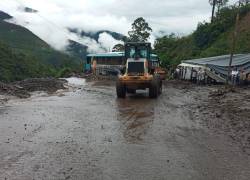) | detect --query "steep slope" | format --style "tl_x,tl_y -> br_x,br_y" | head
233,11 -> 250,52
0,11 -> 83,82
154,5 -> 250,66
200,11 -> 250,57
0,11 -> 80,67
0,11 -> 12,20
0,41 -> 53,82
67,40 -> 88,60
